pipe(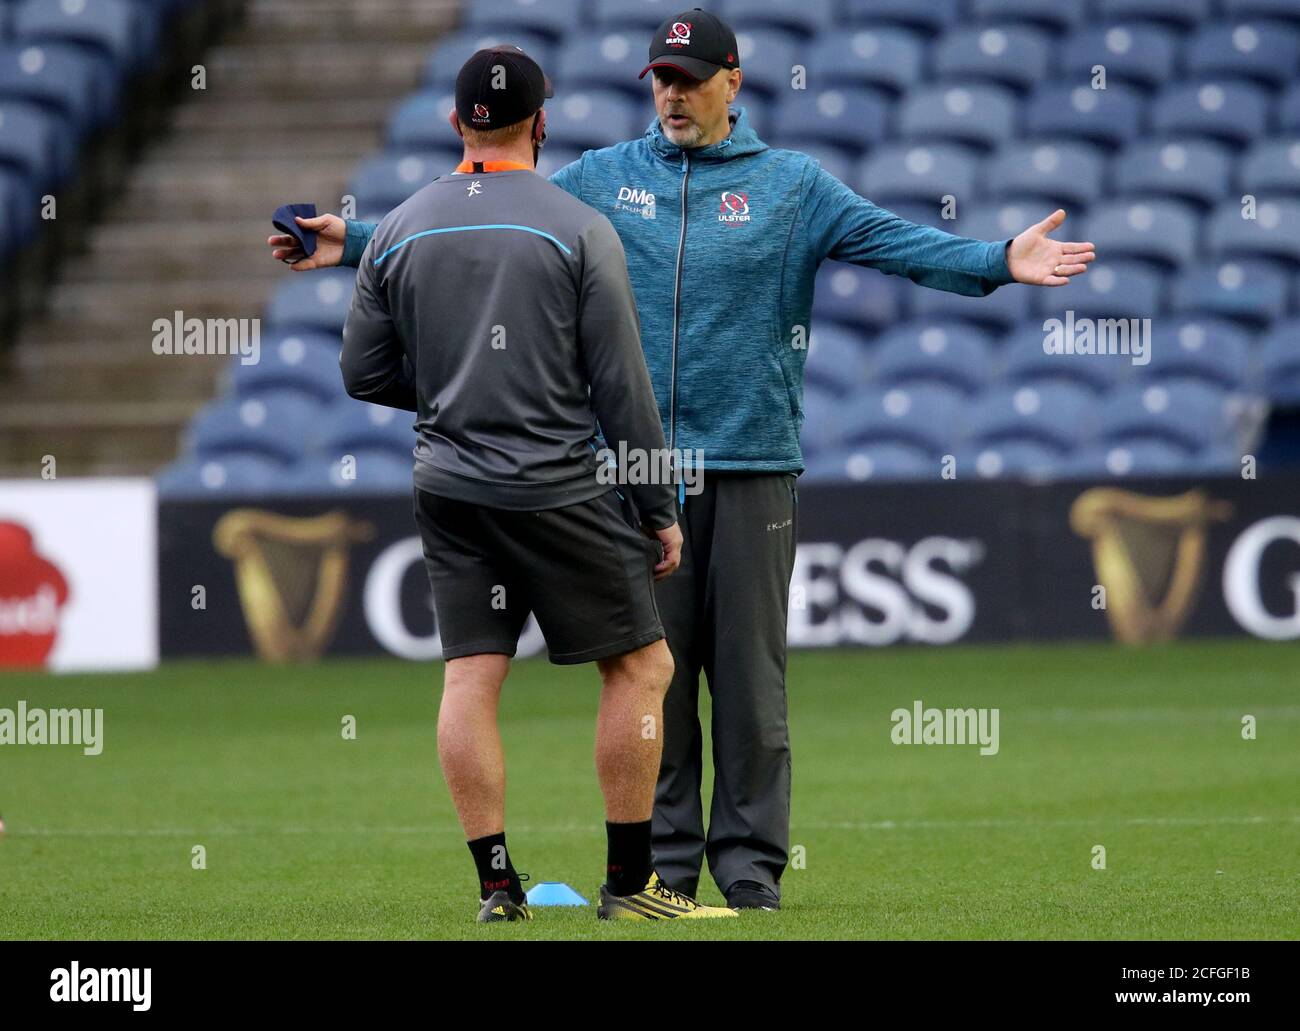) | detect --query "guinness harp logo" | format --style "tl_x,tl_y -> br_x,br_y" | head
1070,488 -> 1231,644
213,509 -> 374,661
